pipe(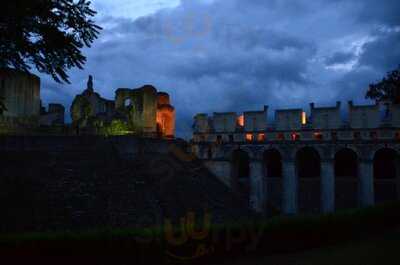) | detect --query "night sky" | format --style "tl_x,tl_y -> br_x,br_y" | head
37,0 -> 400,138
